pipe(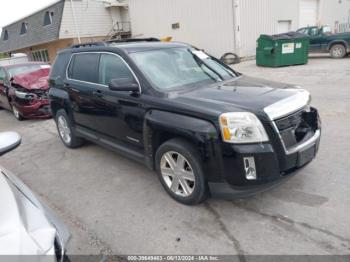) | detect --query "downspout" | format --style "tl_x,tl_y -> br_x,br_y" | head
232,0 -> 241,56
70,0 -> 81,44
